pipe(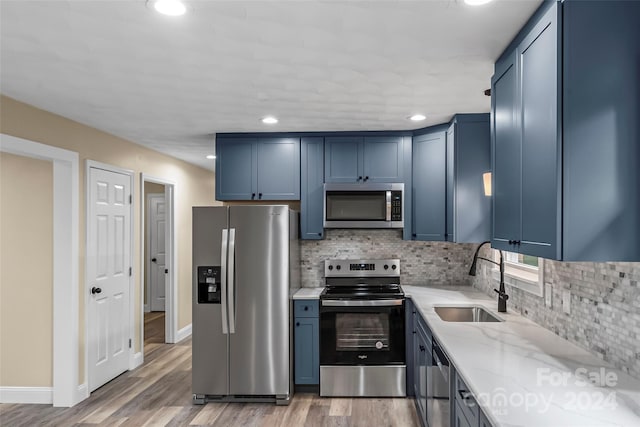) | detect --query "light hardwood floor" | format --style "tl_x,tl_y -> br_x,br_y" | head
0,313 -> 419,426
